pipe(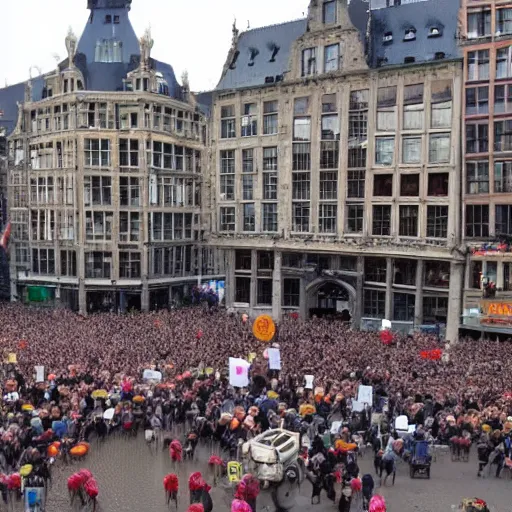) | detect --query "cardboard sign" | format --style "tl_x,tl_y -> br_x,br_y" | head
304,375 -> 314,390
142,369 -> 162,382
357,385 -> 373,406
267,348 -> 281,370
229,357 -> 250,387
35,366 -> 44,383
7,353 -> 17,364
